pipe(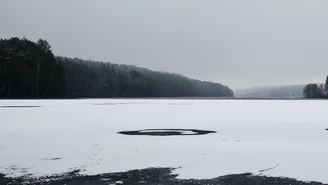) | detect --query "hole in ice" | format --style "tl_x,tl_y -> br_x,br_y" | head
118,129 -> 216,136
